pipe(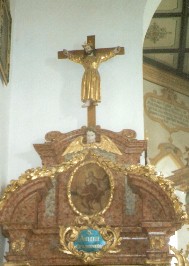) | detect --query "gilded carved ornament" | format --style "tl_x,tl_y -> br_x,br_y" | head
170,245 -> 189,266
150,236 -> 165,250
11,239 -> 25,253
0,151 -> 186,222
59,216 -> 122,264
59,35 -> 124,107
62,135 -> 122,156
0,152 -> 87,211
184,243 -> 189,266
